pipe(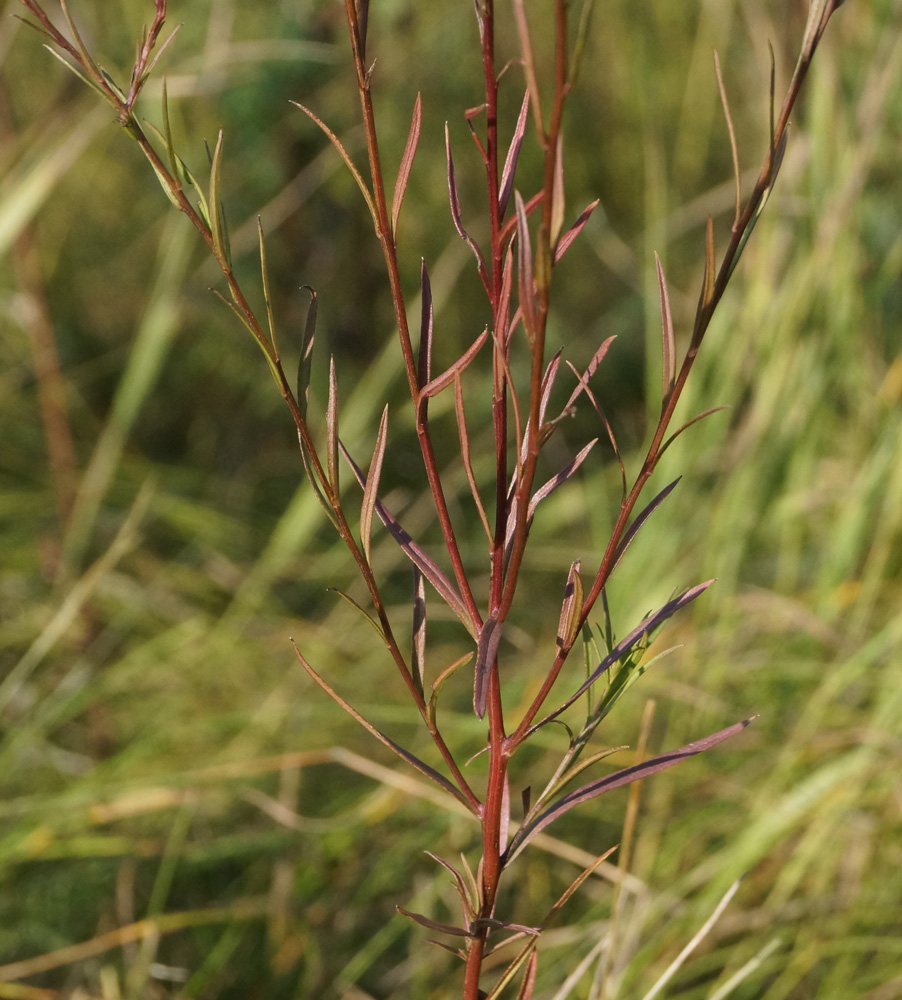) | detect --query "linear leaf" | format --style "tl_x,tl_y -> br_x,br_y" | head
208,129 -> 230,265
425,852 -> 476,919
397,906 -> 470,937
553,199 -> 599,262
455,374 -> 493,545
292,643 -> 474,810
474,616 -> 504,719
506,718 -> 755,862
515,952 -> 538,1000
340,442 -> 476,637
538,580 -> 714,729
360,405 -> 388,562
703,214 -> 716,309
412,566 -> 426,697
257,218 -> 278,356
327,588 -> 384,639
655,253 -> 675,396
612,478 -> 681,573
418,326 -> 489,402
391,93 -> 422,238
714,49 -> 741,228
499,90 -> 530,218
550,131 -> 565,245
326,355 -> 339,491
556,560 -> 583,652
297,286 -> 317,421
418,260 -> 433,391
563,335 -> 616,413
659,406 -> 730,457
445,124 -> 488,286
160,78 -> 178,181
291,100 -> 378,226
515,191 -> 537,343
